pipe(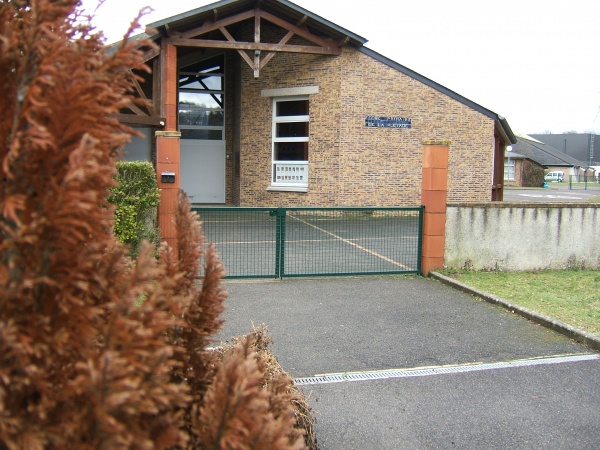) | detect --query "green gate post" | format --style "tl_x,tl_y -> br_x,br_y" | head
274,208 -> 287,278
416,206 -> 425,274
